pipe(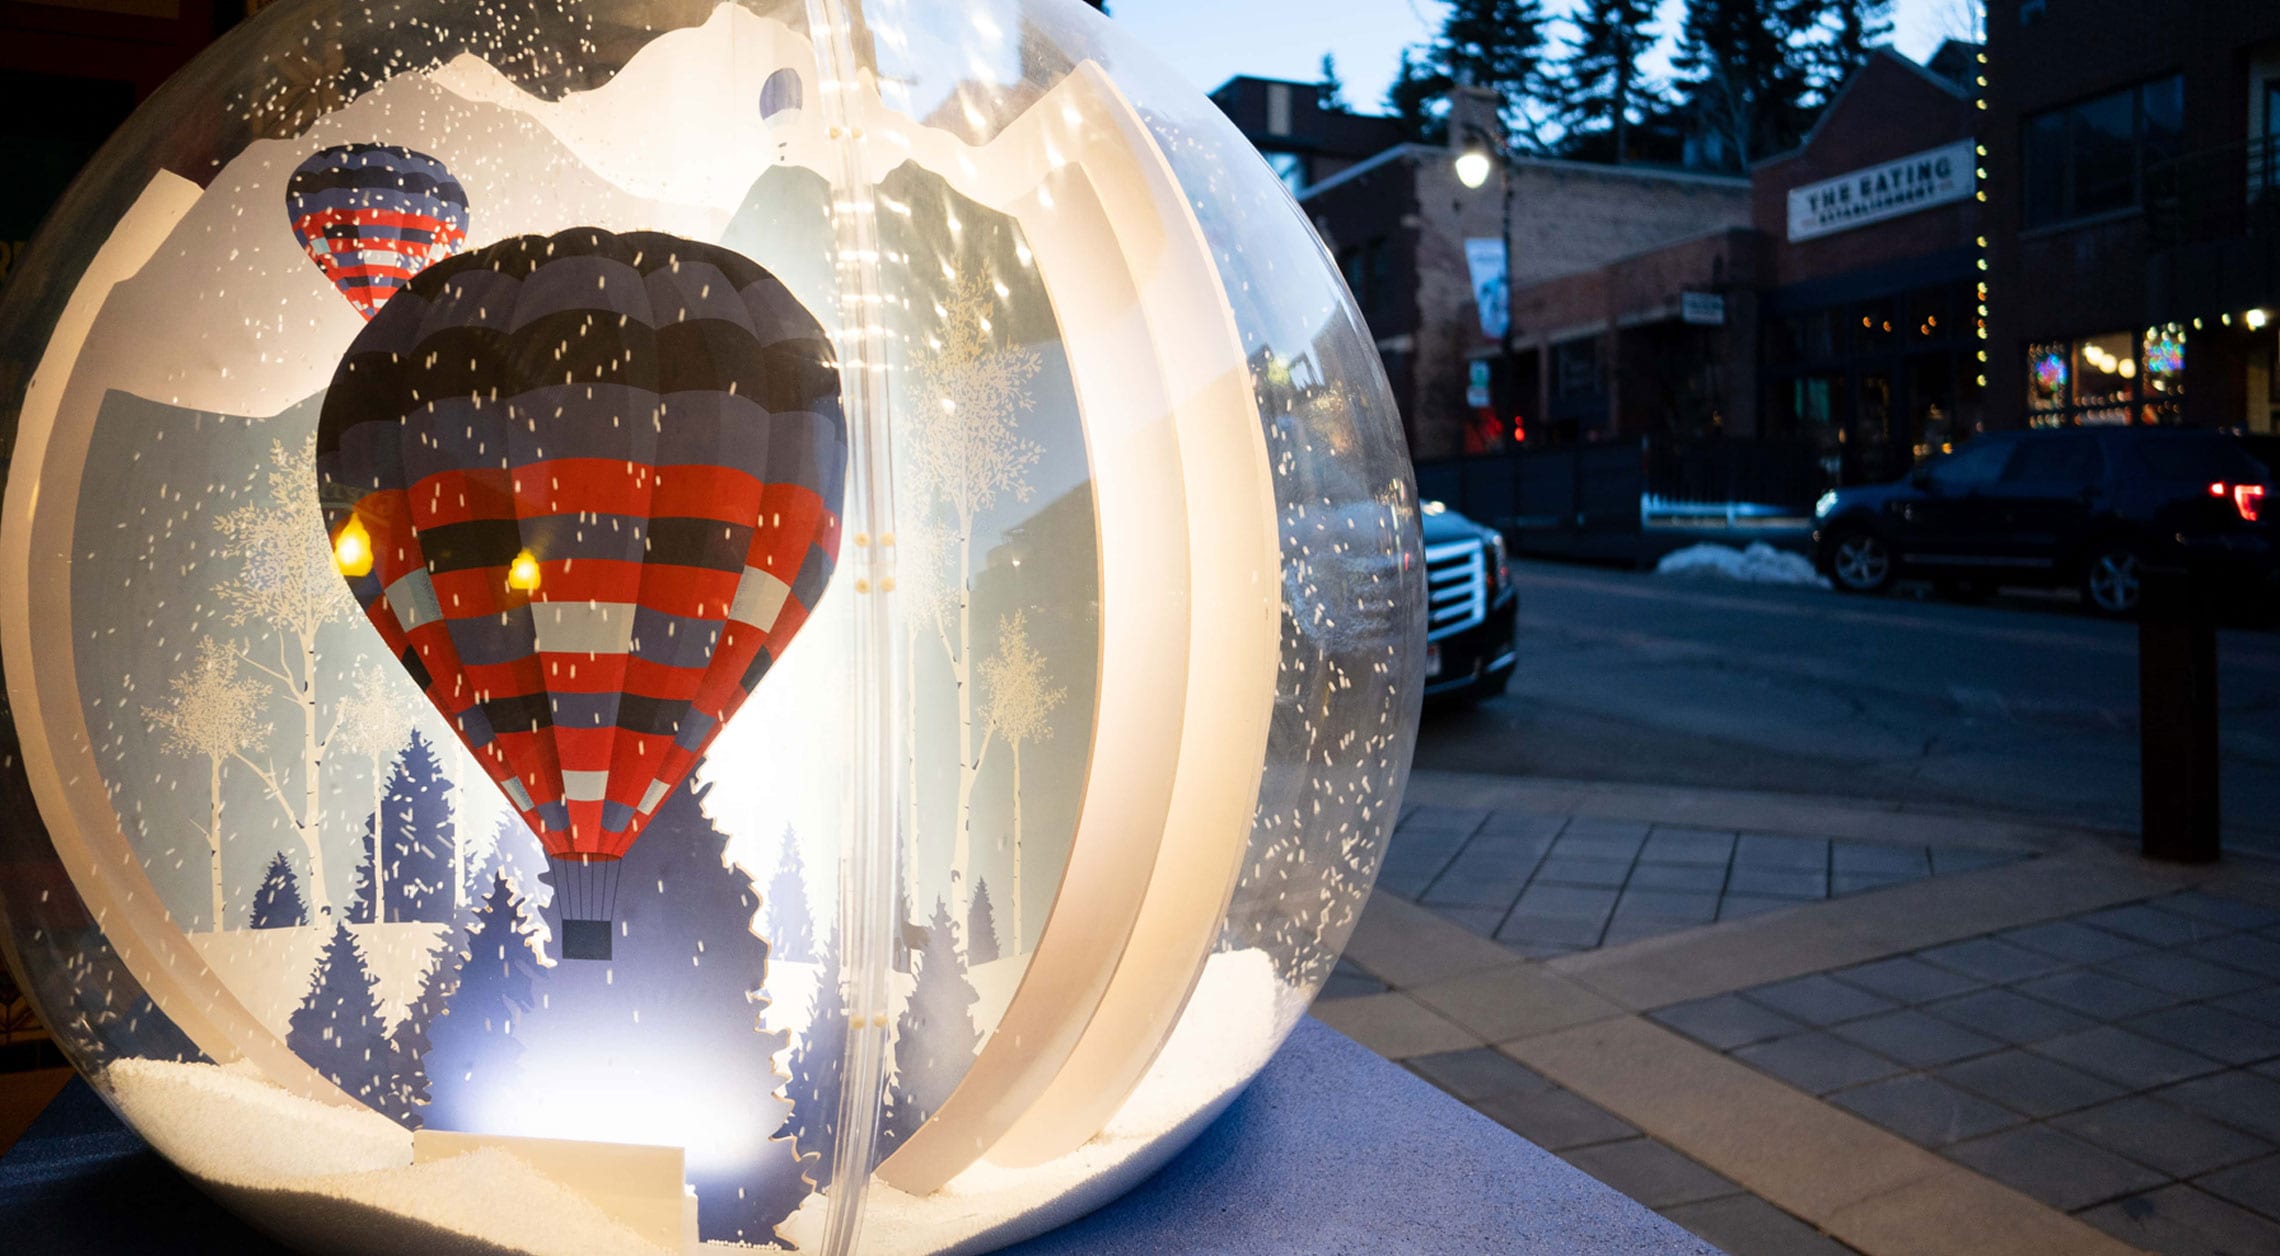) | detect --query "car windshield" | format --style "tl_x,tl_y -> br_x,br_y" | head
1922,438 -> 2015,491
